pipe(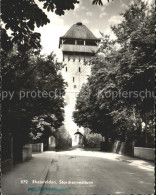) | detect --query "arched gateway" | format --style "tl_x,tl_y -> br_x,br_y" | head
74,130 -> 84,147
